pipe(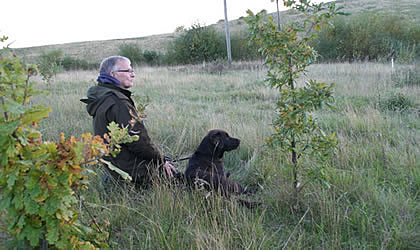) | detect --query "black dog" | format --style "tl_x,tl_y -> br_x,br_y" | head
185,129 -> 258,207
